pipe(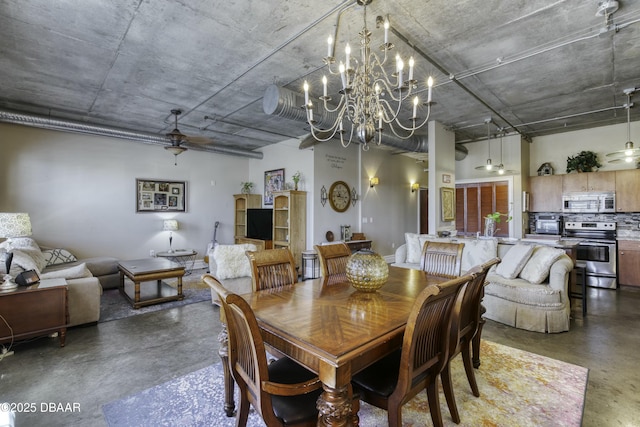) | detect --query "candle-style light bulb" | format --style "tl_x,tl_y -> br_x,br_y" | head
408,57 -> 414,81
303,81 -> 309,106
345,43 -> 351,70
327,35 -> 333,57
384,19 -> 389,44
427,76 -> 434,103
412,96 -> 419,118
322,75 -> 327,97
397,58 -> 404,88
339,62 -> 347,89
